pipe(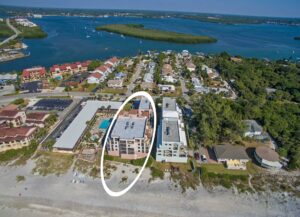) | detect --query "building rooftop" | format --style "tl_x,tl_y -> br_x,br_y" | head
53,101 -> 122,150
162,119 -> 180,143
255,146 -> 279,162
139,97 -> 150,111
26,112 -> 49,121
244,120 -> 263,133
214,144 -> 249,160
162,97 -> 176,112
110,117 -> 147,140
